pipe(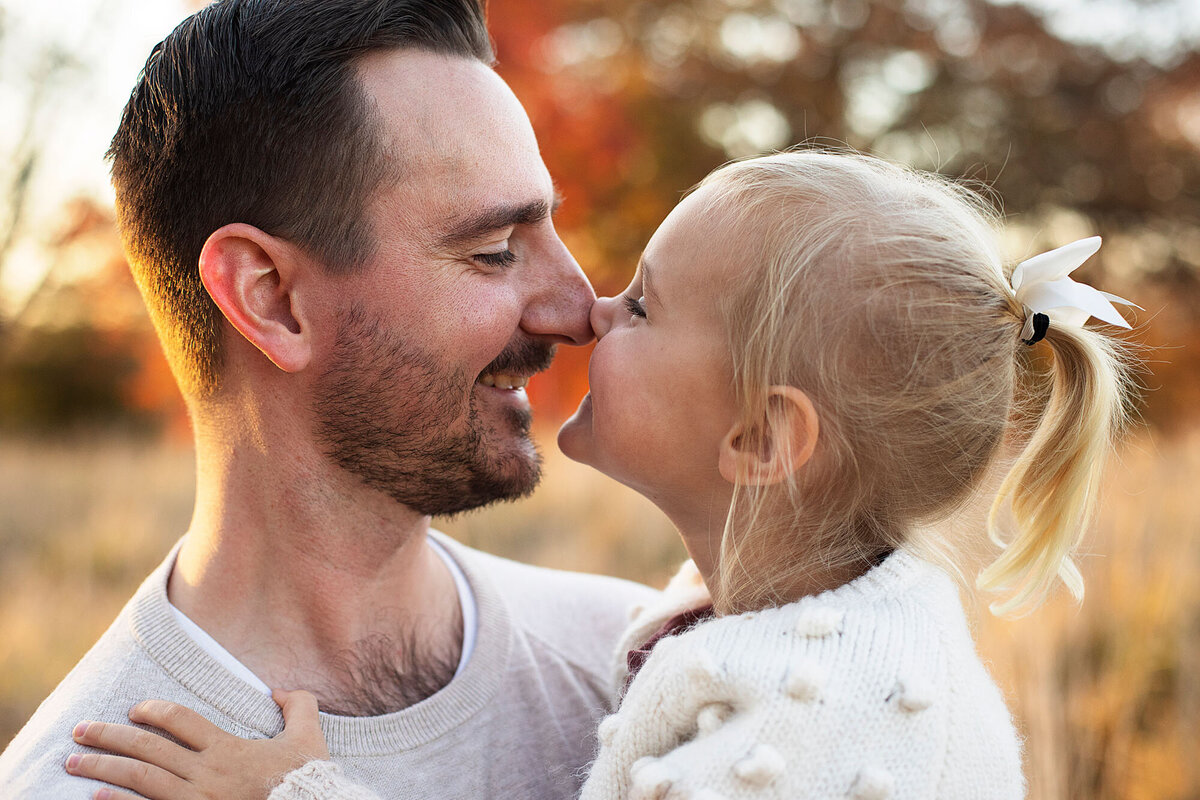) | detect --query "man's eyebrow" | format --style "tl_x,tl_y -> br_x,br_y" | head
436,191 -> 563,251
